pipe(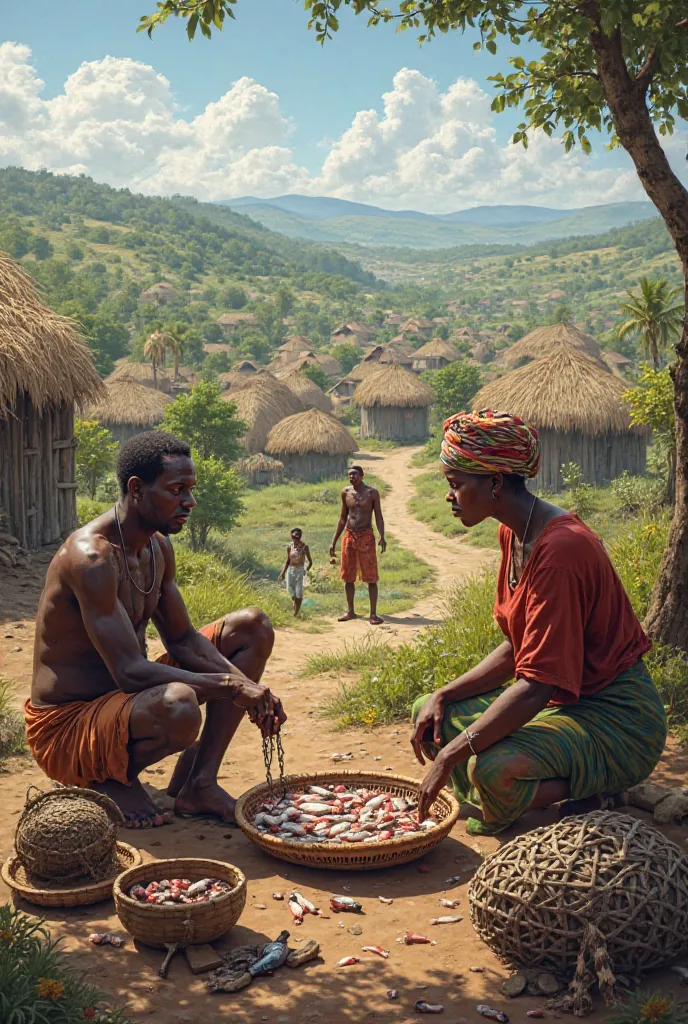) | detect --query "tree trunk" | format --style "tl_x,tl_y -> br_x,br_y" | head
585,6 -> 688,651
